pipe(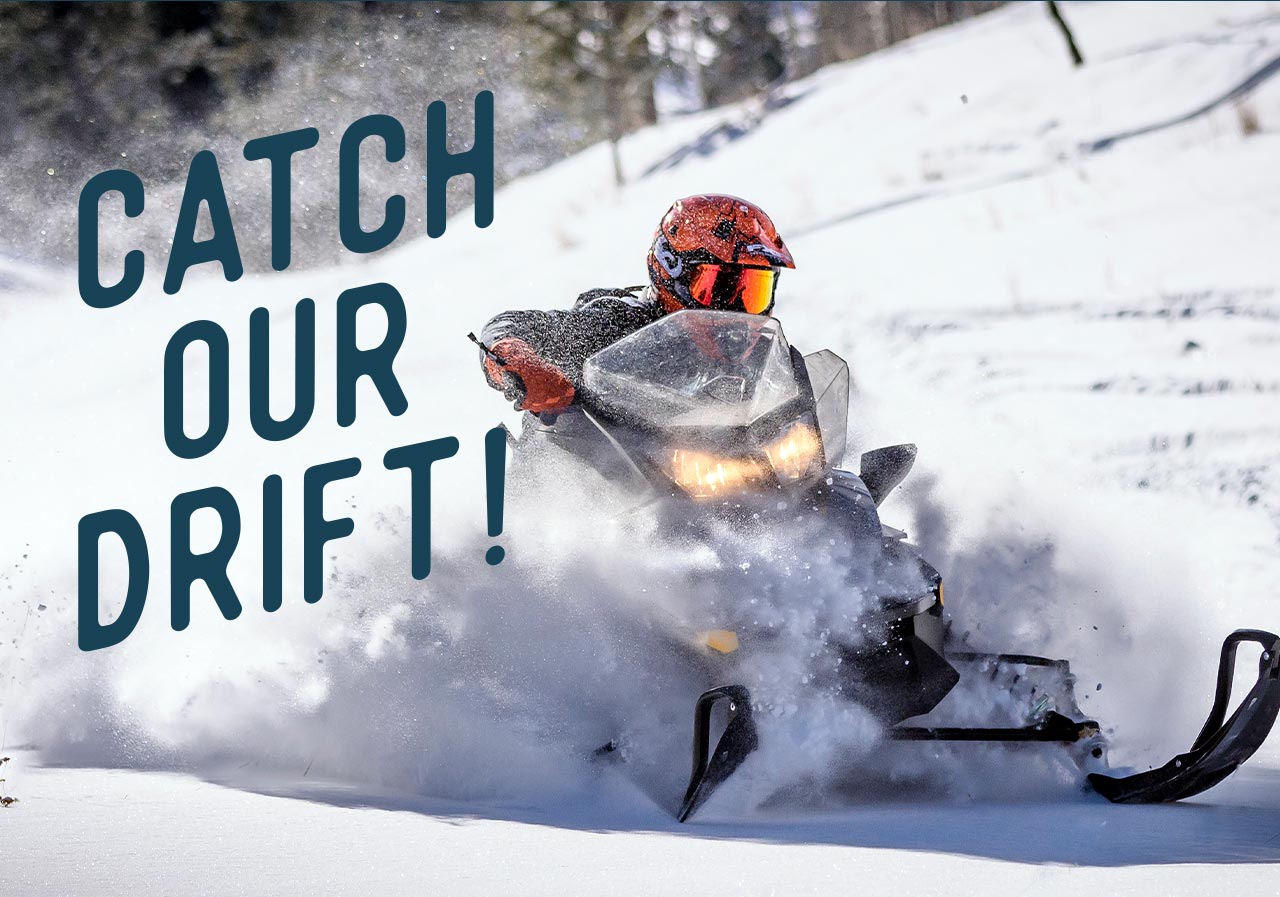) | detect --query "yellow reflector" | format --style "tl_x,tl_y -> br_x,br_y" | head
936,581 -> 944,606
699,629 -> 740,654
